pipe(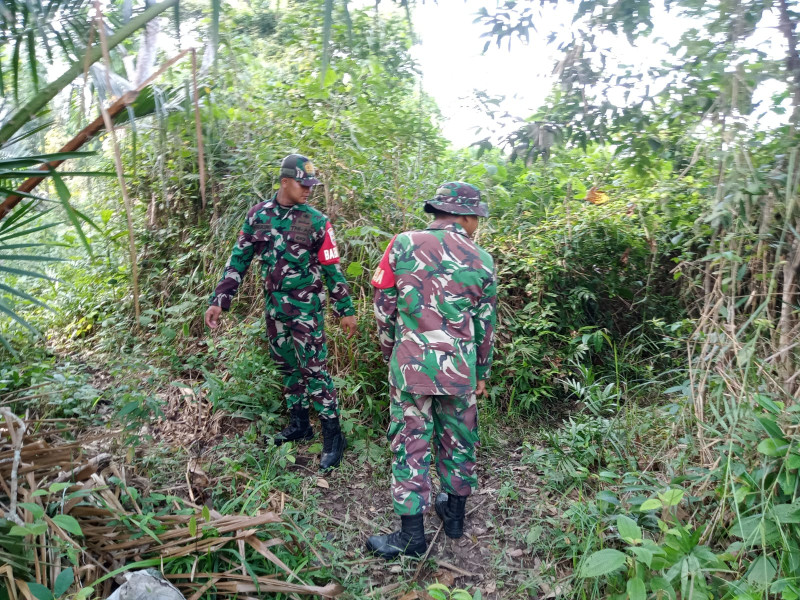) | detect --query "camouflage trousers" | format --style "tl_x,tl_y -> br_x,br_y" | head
388,386 -> 479,516
265,313 -> 338,419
